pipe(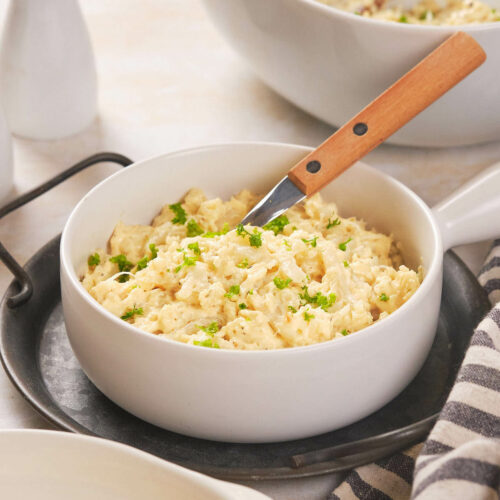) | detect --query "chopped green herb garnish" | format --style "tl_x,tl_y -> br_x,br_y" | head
194,322 -> 220,347
136,256 -> 149,271
198,322 -> 218,336
187,242 -> 201,255
318,293 -> 336,311
224,284 -> 240,298
273,276 -> 292,290
283,240 -> 292,251
343,260 -> 349,268
380,293 -> 389,302
202,223 -> 229,238
237,258 -> 249,269
263,215 -> 289,235
303,311 -> 315,322
288,305 -> 297,313
299,286 -> 314,305
419,10 -> 429,19
149,243 -> 158,259
341,329 -> 348,336
249,231 -> 262,248
300,286 -> 336,311
174,253 -> 198,273
398,14 -> 408,22
110,254 -> 134,282
169,203 -> 187,225
87,253 -> 100,267
136,243 -> 159,271
186,219 -> 203,237
236,224 -> 263,247
247,289 -> 254,295
302,236 -> 318,248
236,224 -> 247,237
326,217 -> 341,229
239,303 -> 248,310
110,254 -> 133,272
121,306 -> 143,321
193,338 -> 220,349
338,237 -> 352,251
